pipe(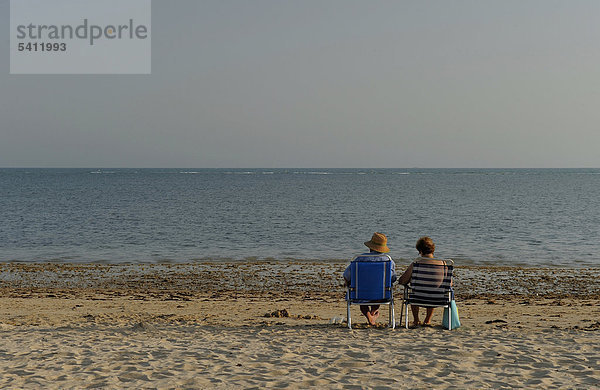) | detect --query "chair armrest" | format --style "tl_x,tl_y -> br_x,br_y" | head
402,284 -> 411,299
